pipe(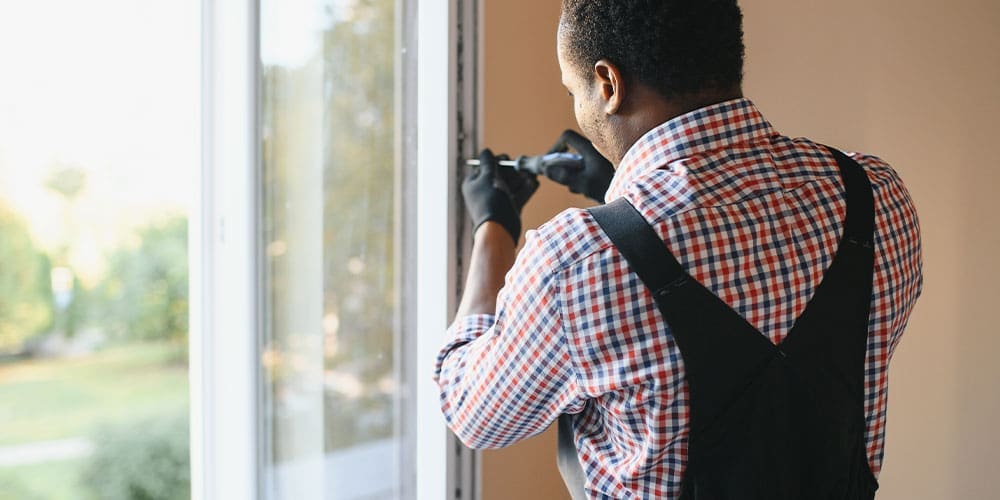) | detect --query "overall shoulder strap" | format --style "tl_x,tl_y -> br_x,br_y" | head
587,198 -> 690,298
826,147 -> 875,249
